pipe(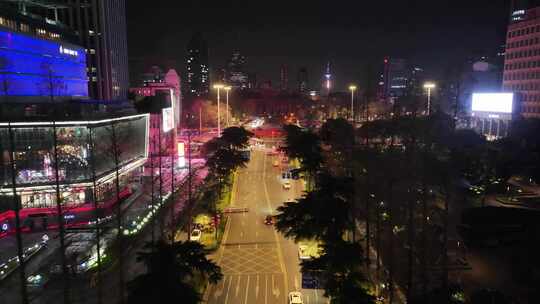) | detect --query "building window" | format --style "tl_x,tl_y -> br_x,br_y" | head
19,23 -> 30,32
0,17 -> 17,30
